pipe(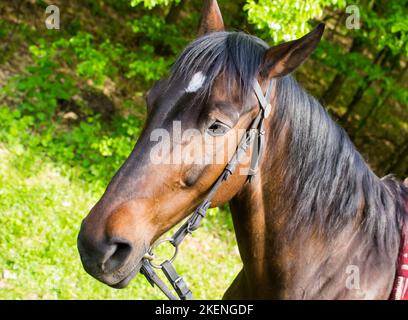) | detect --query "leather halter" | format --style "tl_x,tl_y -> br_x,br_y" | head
140,79 -> 273,300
